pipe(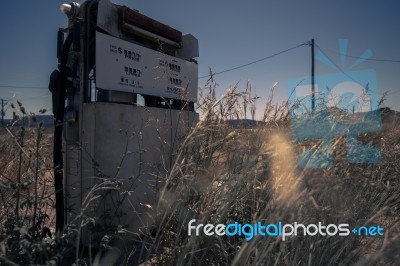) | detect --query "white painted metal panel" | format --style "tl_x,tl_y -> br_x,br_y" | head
65,103 -> 199,234
96,32 -> 198,101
